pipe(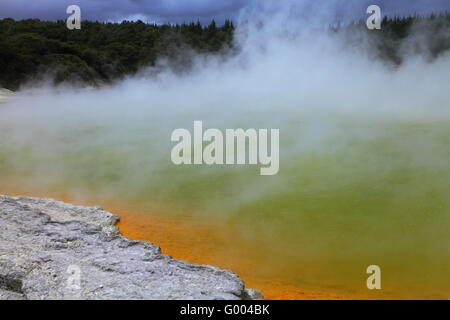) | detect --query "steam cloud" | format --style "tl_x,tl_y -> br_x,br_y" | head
1,1 -> 449,208
1,1 -> 450,297
1,1 -> 449,207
